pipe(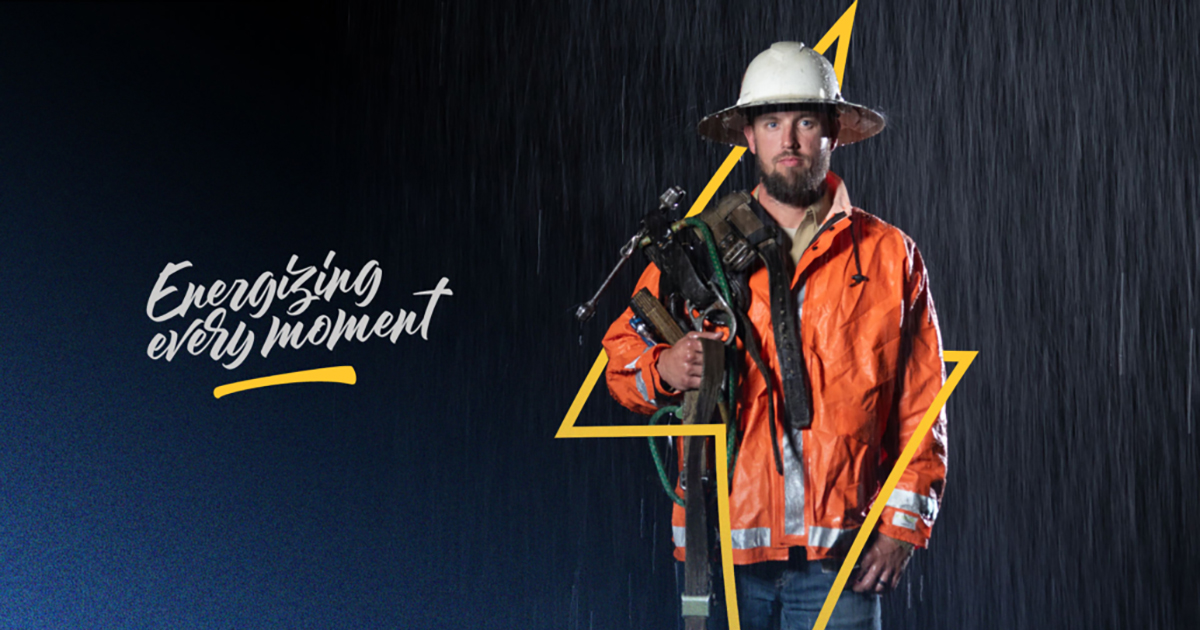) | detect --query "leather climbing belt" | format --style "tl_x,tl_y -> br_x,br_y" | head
680,338 -> 724,629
